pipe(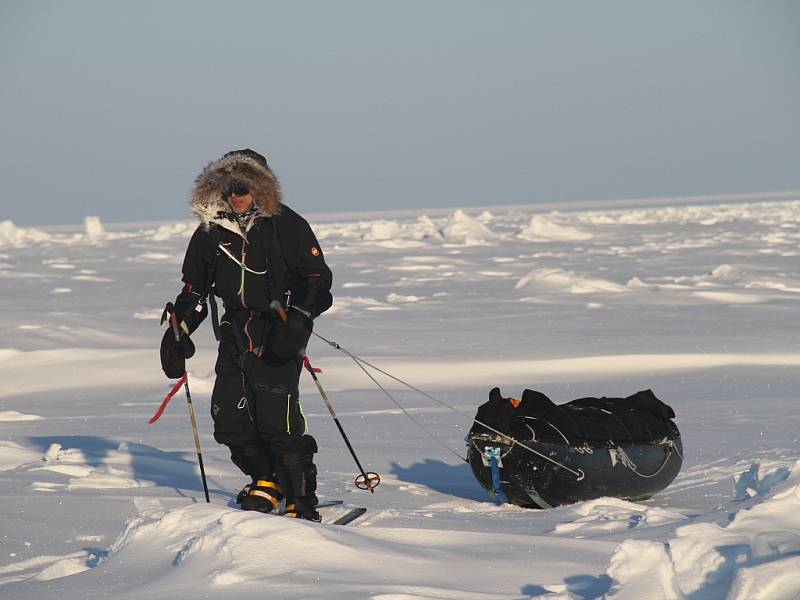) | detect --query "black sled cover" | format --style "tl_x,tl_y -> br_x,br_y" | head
467,388 -> 683,508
